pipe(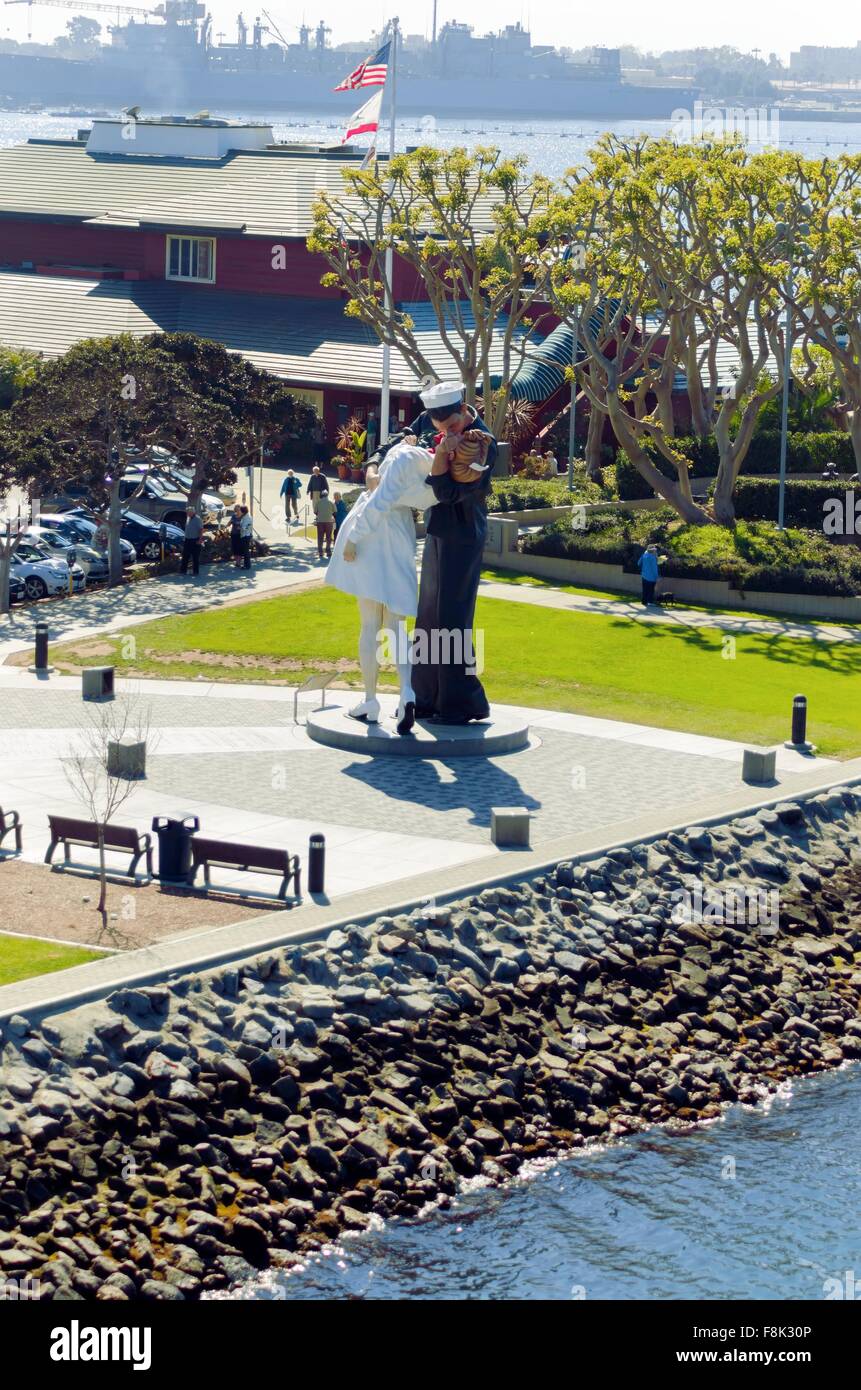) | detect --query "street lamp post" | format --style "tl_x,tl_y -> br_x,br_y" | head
567,310 -> 579,493
566,243 -> 586,494
777,263 -> 793,532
